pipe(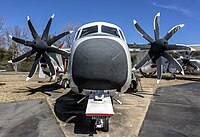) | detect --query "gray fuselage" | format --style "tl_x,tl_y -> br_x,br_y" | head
68,22 -> 132,95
